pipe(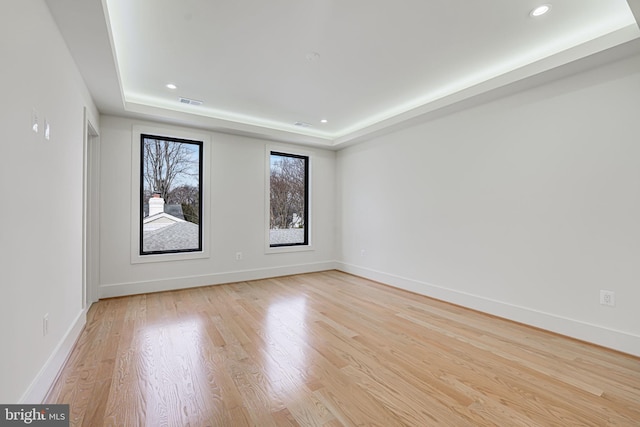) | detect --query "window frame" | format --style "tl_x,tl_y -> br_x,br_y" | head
130,125 -> 210,264
139,133 -> 203,256
265,145 -> 314,254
